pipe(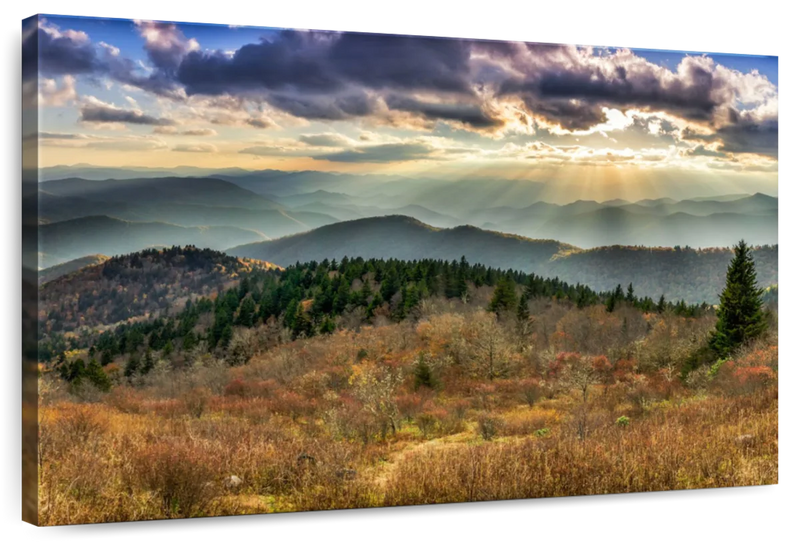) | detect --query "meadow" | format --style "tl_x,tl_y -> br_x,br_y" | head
37,292 -> 778,524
